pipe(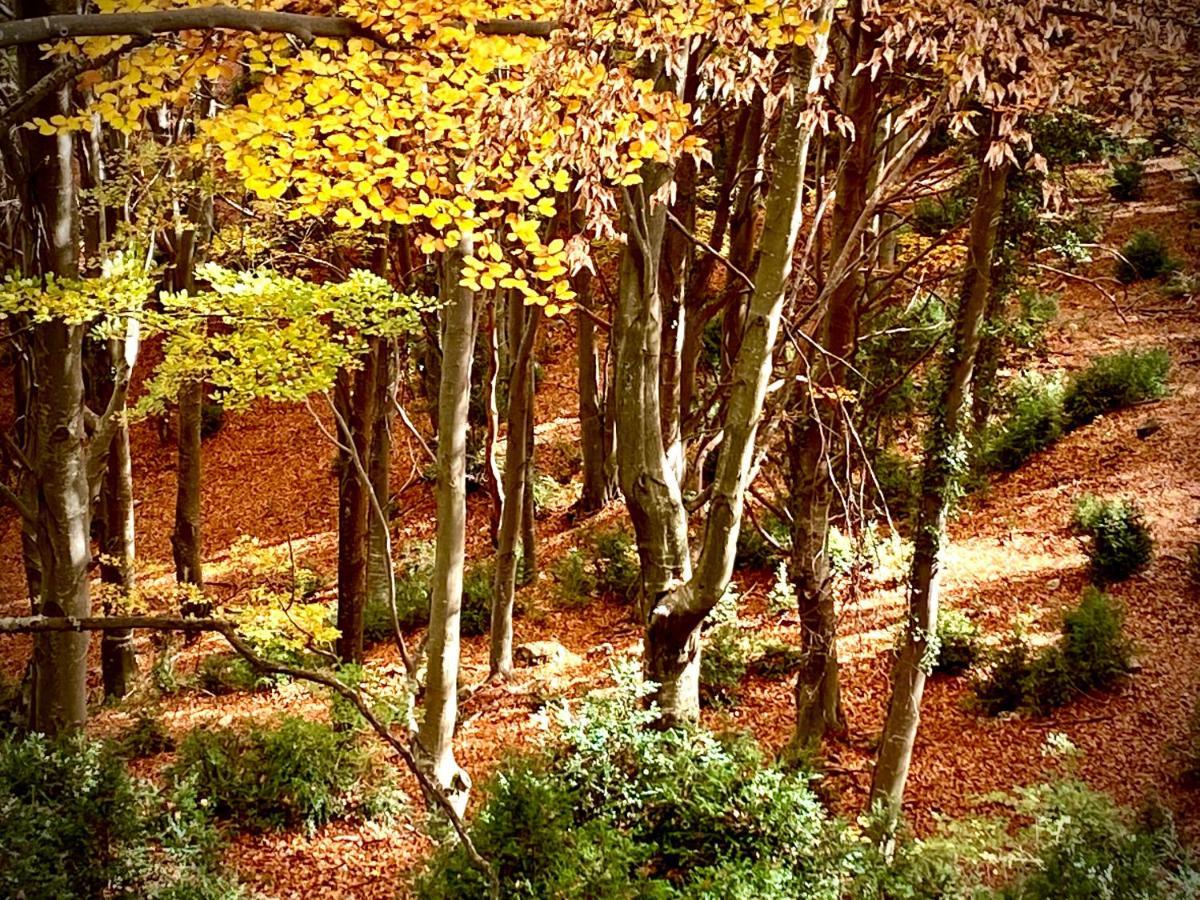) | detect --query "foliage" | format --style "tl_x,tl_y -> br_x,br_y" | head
197,653 -> 276,695
869,448 -> 923,520
981,373 -> 1065,472
552,548 -> 598,606
118,711 -> 177,758
933,609 -> 982,676
171,716 -> 402,833
1109,159 -> 1146,201
417,665 -> 843,898
461,563 -> 494,637
734,513 -> 790,569
1071,495 -> 1154,583
700,622 -> 752,707
0,732 -> 239,898
363,541 -> 435,645
747,640 -> 807,679
592,527 -> 641,600
1115,231 -> 1178,283
975,590 -> 1131,716
1061,348 -> 1170,429
911,192 -> 972,237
